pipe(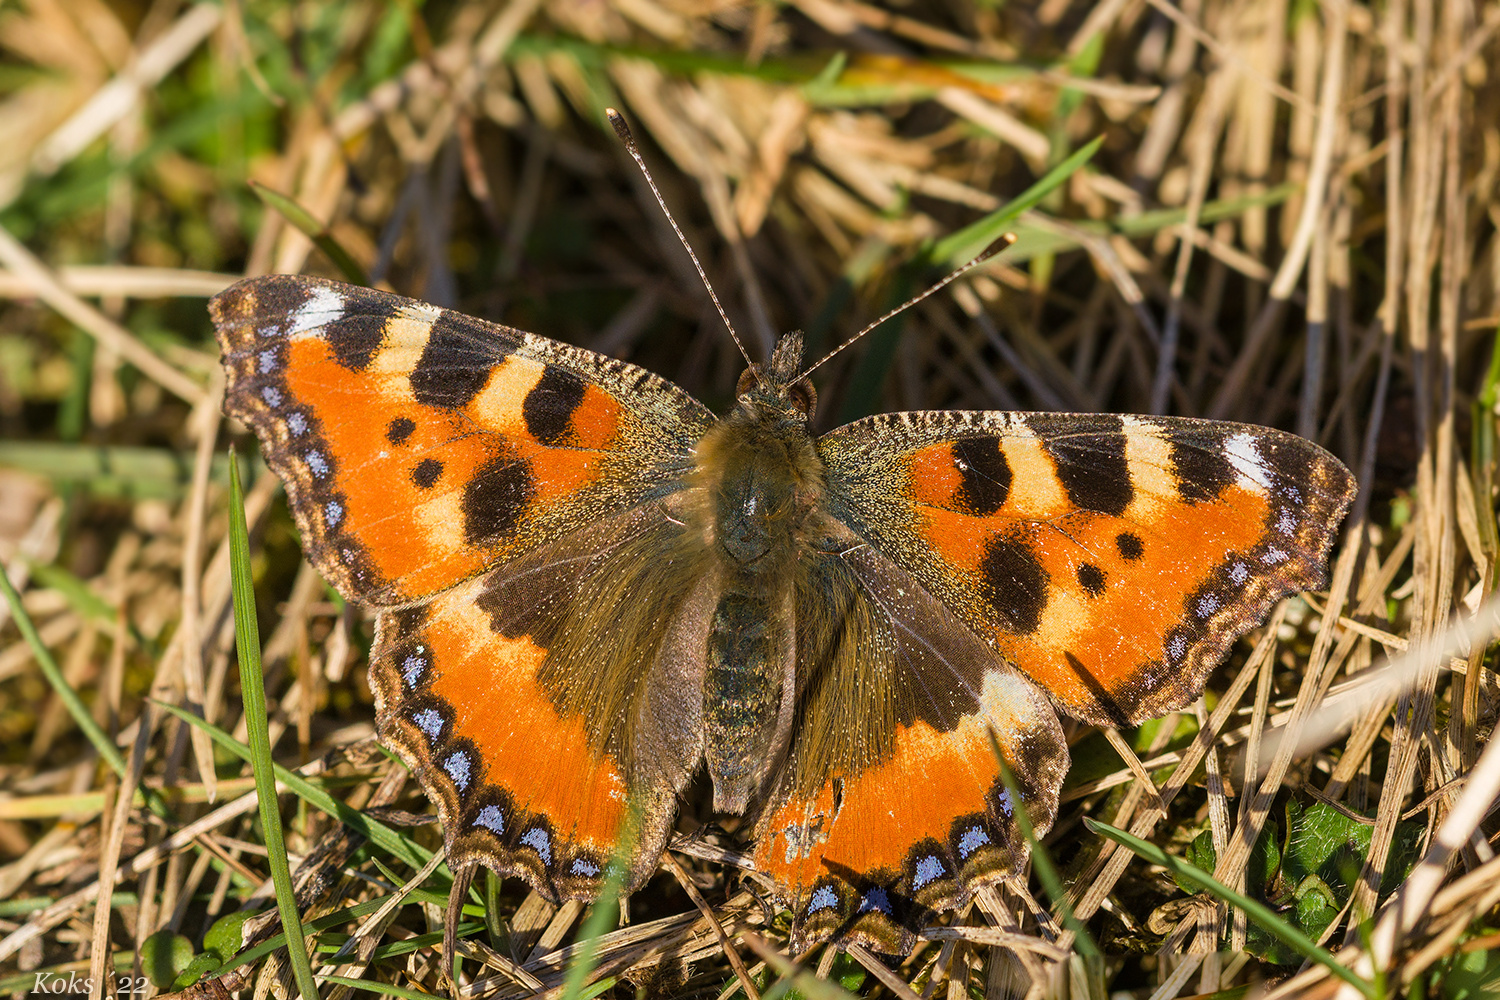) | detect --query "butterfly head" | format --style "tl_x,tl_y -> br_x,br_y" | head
735,331 -> 817,422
